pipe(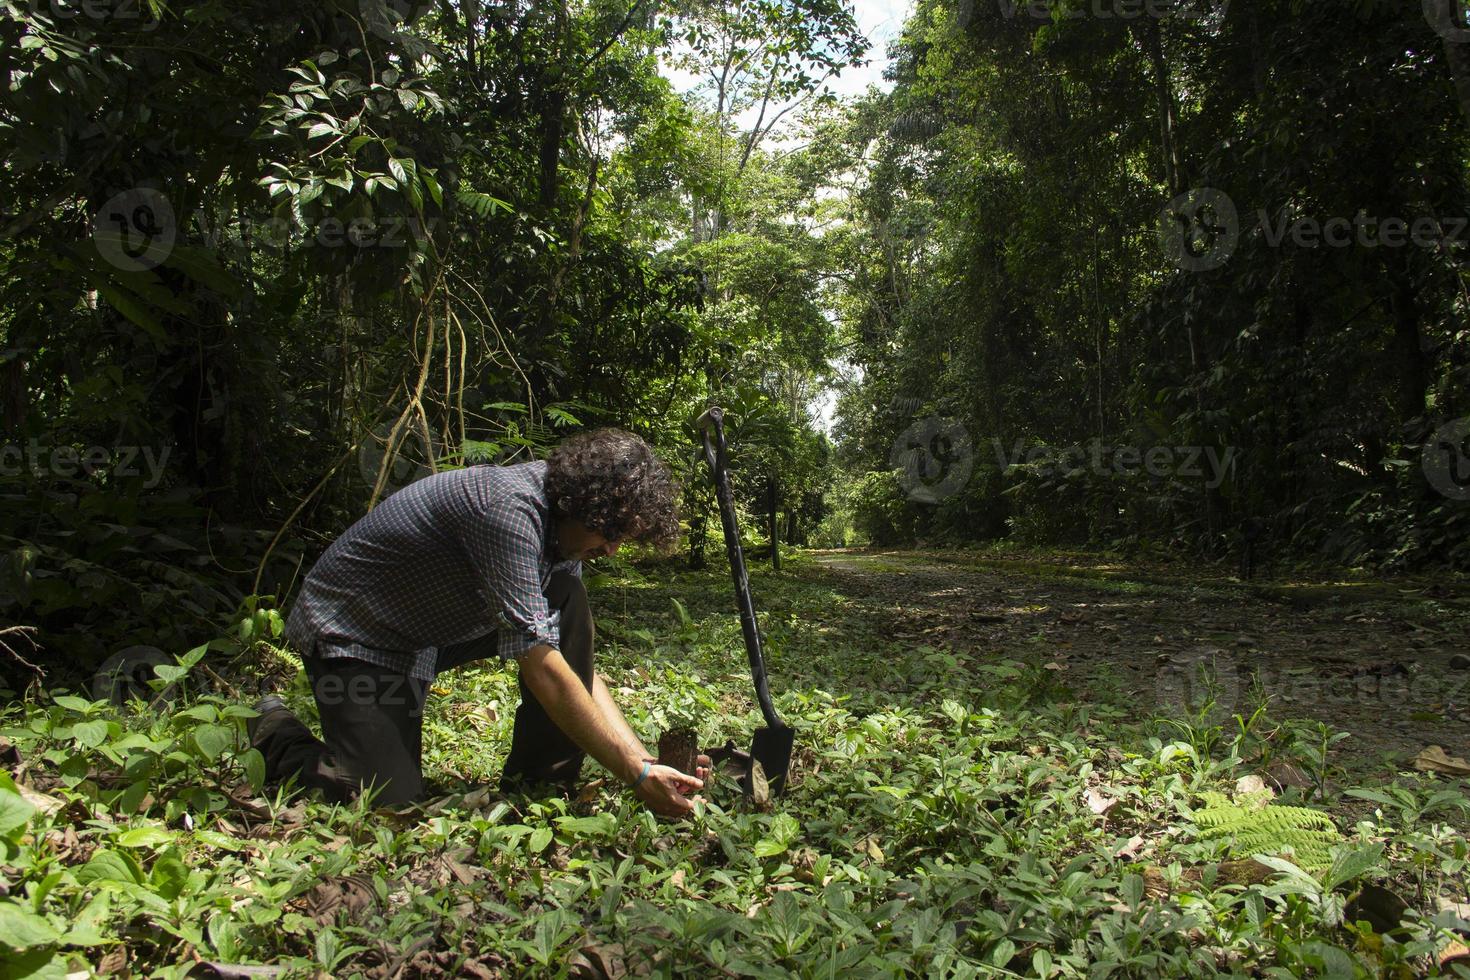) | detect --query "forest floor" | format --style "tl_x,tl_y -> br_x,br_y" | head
804,548 -> 1470,779
4,547 -> 1470,977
